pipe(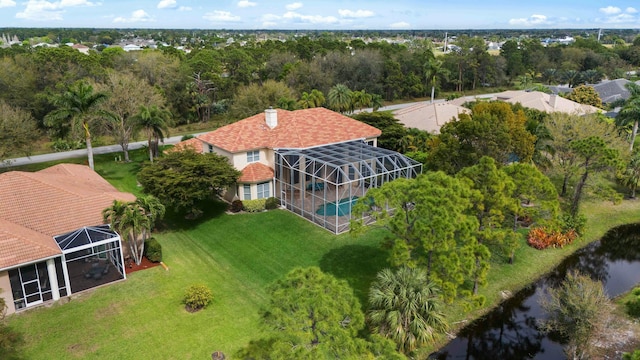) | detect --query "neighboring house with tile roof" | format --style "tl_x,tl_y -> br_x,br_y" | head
171,107 -> 422,233
0,164 -> 136,315
180,107 -> 383,202
393,102 -> 471,134
451,90 -> 601,115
